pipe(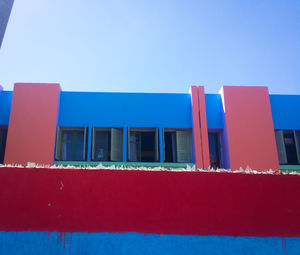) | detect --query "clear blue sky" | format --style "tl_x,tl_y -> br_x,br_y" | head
0,0 -> 299,94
